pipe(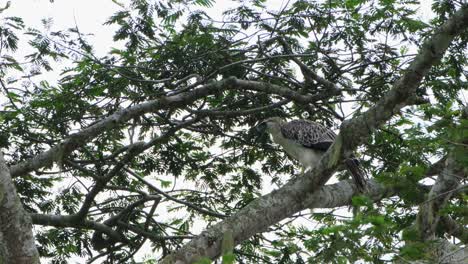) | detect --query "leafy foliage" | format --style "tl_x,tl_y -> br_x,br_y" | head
0,0 -> 466,263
